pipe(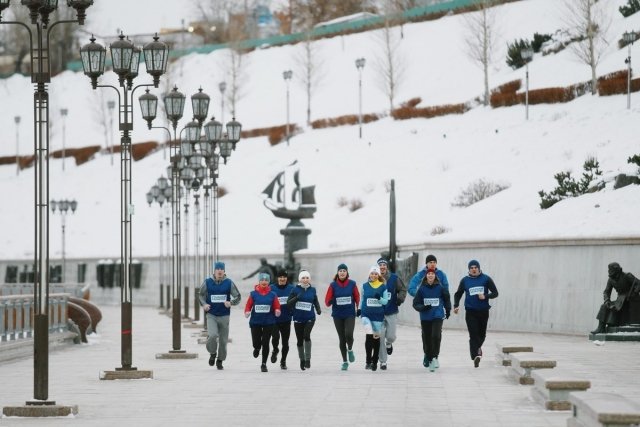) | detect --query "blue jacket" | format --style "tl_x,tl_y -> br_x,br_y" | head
413,281 -> 451,322
382,273 -> 404,315
453,273 -> 499,311
327,280 -> 358,319
360,282 -> 389,323
409,268 -> 449,296
270,283 -> 295,323
204,277 -> 233,316
287,285 -> 321,323
248,290 -> 278,327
